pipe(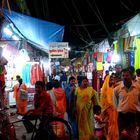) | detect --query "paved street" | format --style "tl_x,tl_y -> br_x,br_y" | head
9,105 -> 33,140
